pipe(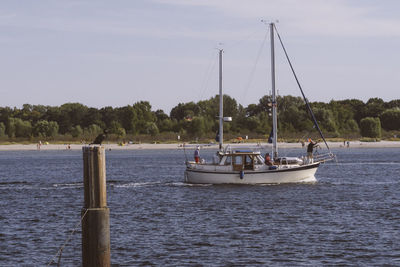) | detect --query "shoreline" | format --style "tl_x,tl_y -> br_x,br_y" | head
1,141 -> 400,151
